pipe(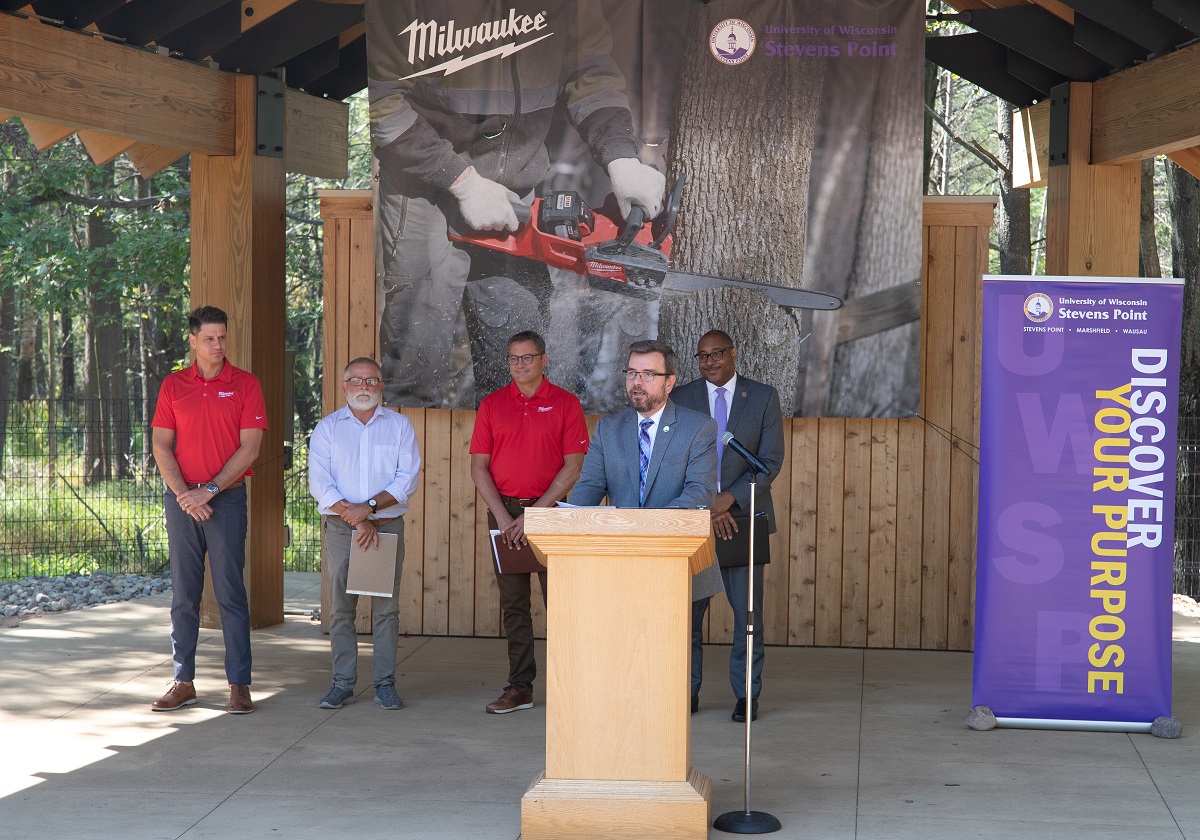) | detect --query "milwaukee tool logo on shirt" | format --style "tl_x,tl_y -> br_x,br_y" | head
219,391 -> 236,398
537,405 -> 553,412
397,9 -> 551,80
